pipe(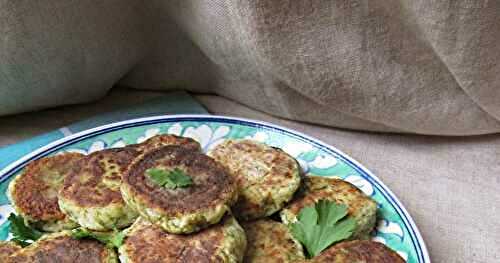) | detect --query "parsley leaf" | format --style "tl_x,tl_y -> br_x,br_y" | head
146,168 -> 193,189
290,200 -> 356,258
71,228 -> 125,249
8,213 -> 43,247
